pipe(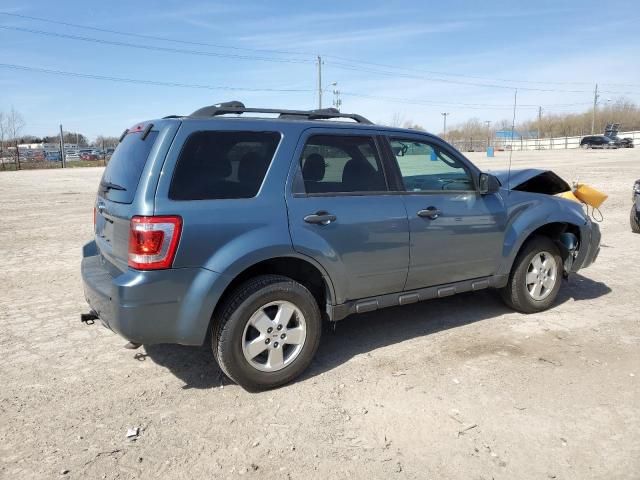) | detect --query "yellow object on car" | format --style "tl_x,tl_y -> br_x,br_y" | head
557,191 -> 581,203
556,184 -> 608,209
573,184 -> 608,208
